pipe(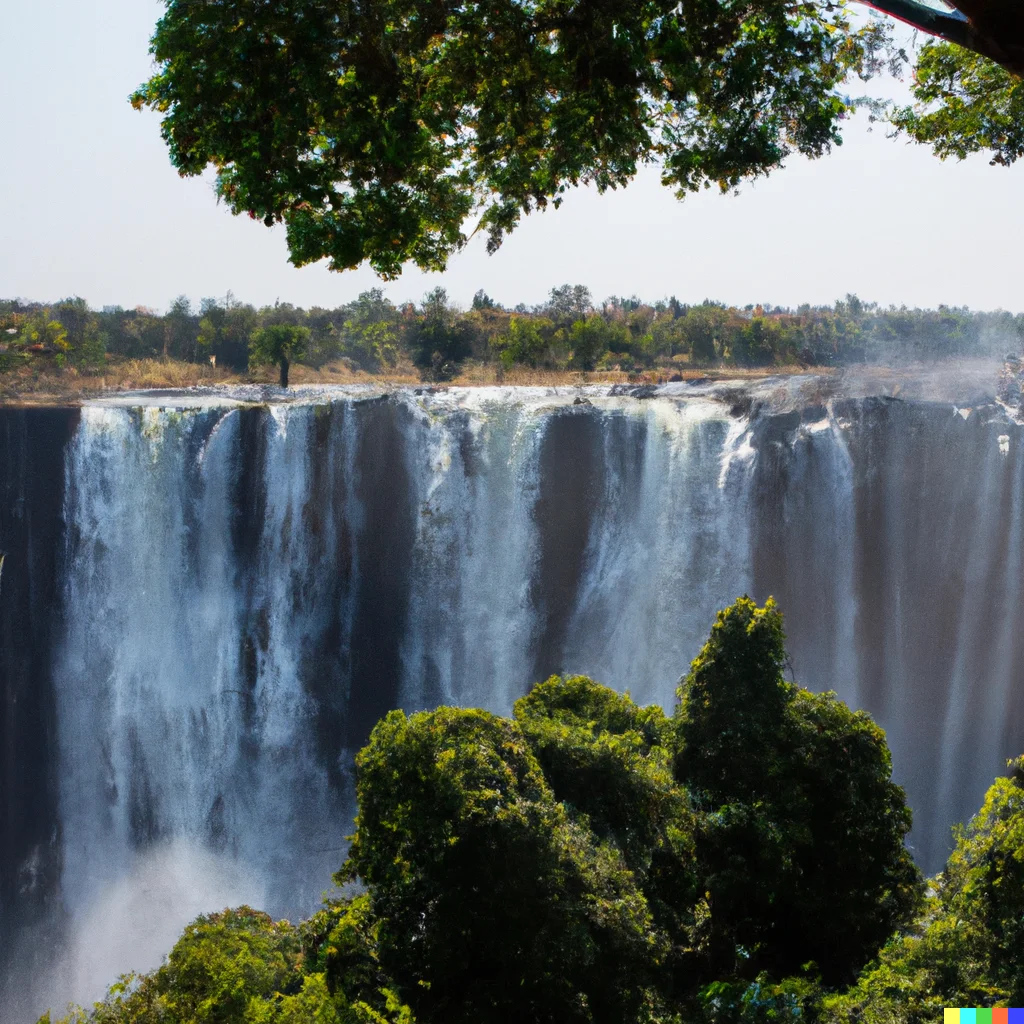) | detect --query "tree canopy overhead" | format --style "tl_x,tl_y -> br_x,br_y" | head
130,0 -> 895,279
131,0 -> 1023,279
